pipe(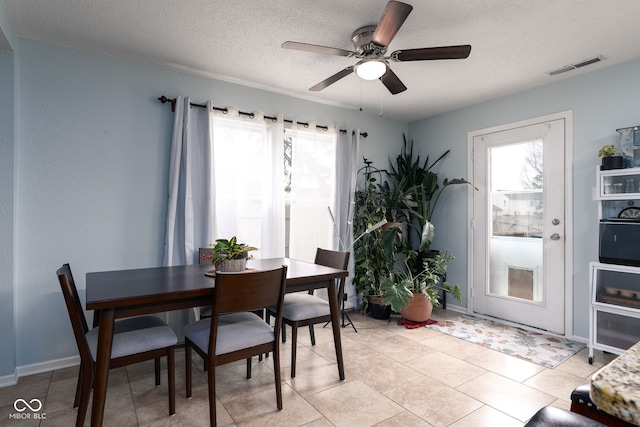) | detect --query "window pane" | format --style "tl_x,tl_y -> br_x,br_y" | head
288,128 -> 336,262
488,140 -> 543,302
212,117 -> 275,253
